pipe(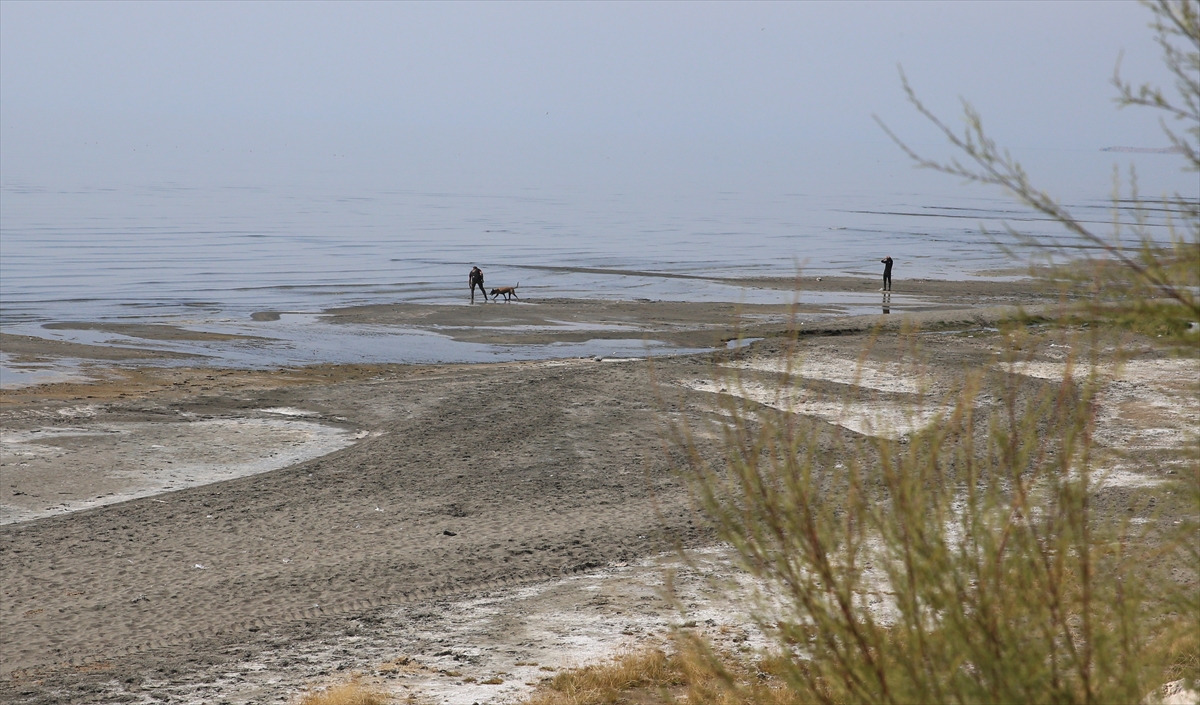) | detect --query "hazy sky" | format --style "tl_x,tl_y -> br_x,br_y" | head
0,1 -> 1186,196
